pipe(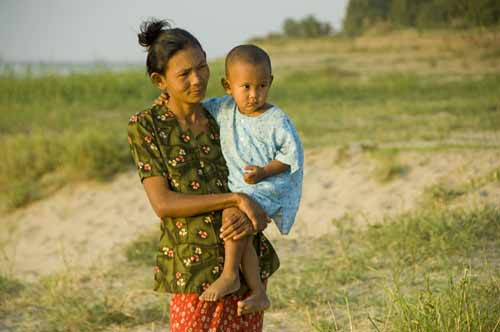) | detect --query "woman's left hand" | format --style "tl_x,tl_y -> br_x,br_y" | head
220,207 -> 255,241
